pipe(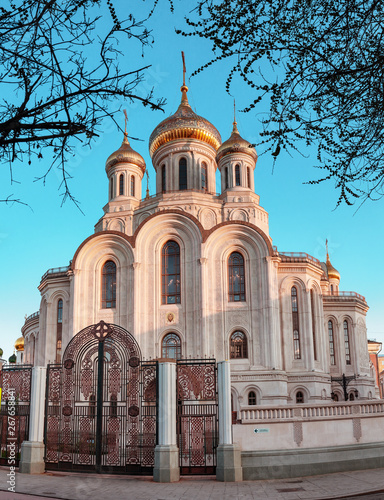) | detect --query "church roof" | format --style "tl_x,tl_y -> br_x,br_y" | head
216,120 -> 257,162
105,134 -> 146,173
148,84 -> 221,157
